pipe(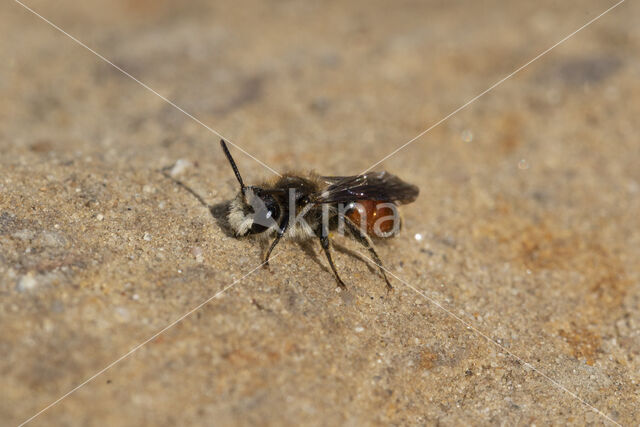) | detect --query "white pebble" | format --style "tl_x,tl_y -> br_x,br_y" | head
192,246 -> 204,263
96,214 -> 104,221
355,326 -> 364,333
16,274 -> 38,292
170,159 -> 193,177
143,233 -> 152,241
114,306 -> 130,321
414,233 -> 423,241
